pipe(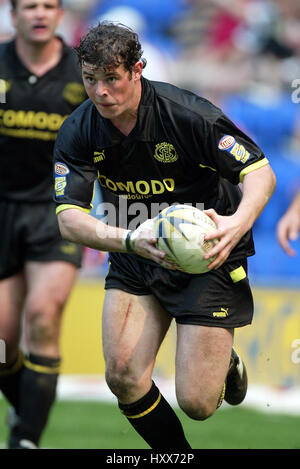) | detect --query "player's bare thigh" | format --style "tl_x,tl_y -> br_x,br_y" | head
23,261 -> 78,356
102,288 -> 172,403
175,324 -> 233,419
0,272 -> 26,362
